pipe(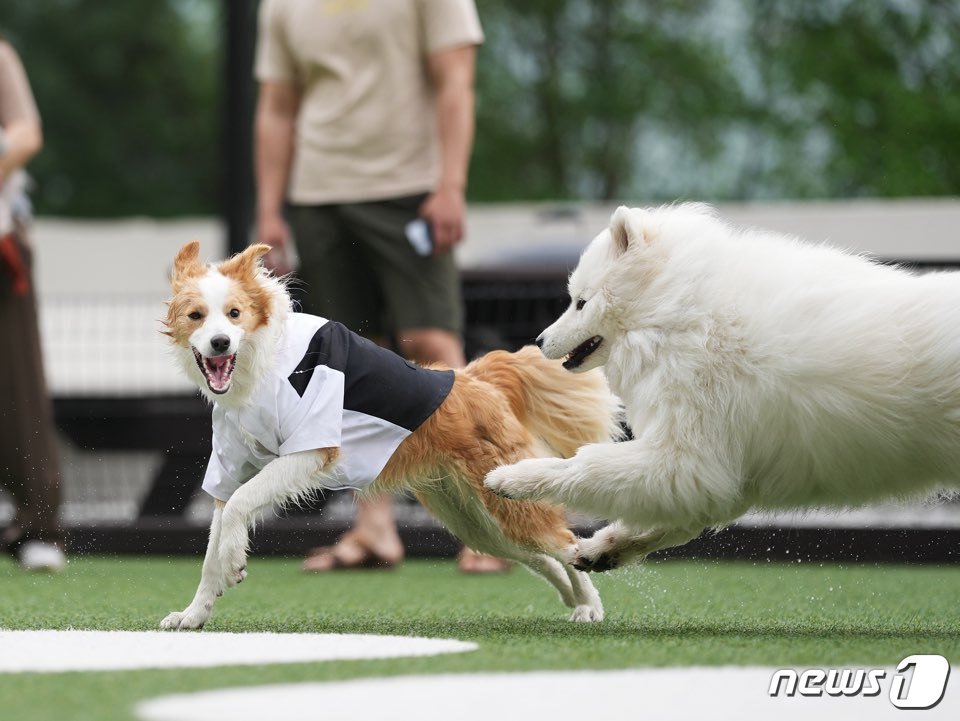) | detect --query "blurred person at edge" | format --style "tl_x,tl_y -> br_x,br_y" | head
0,37 -> 65,572
255,0 -> 508,573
